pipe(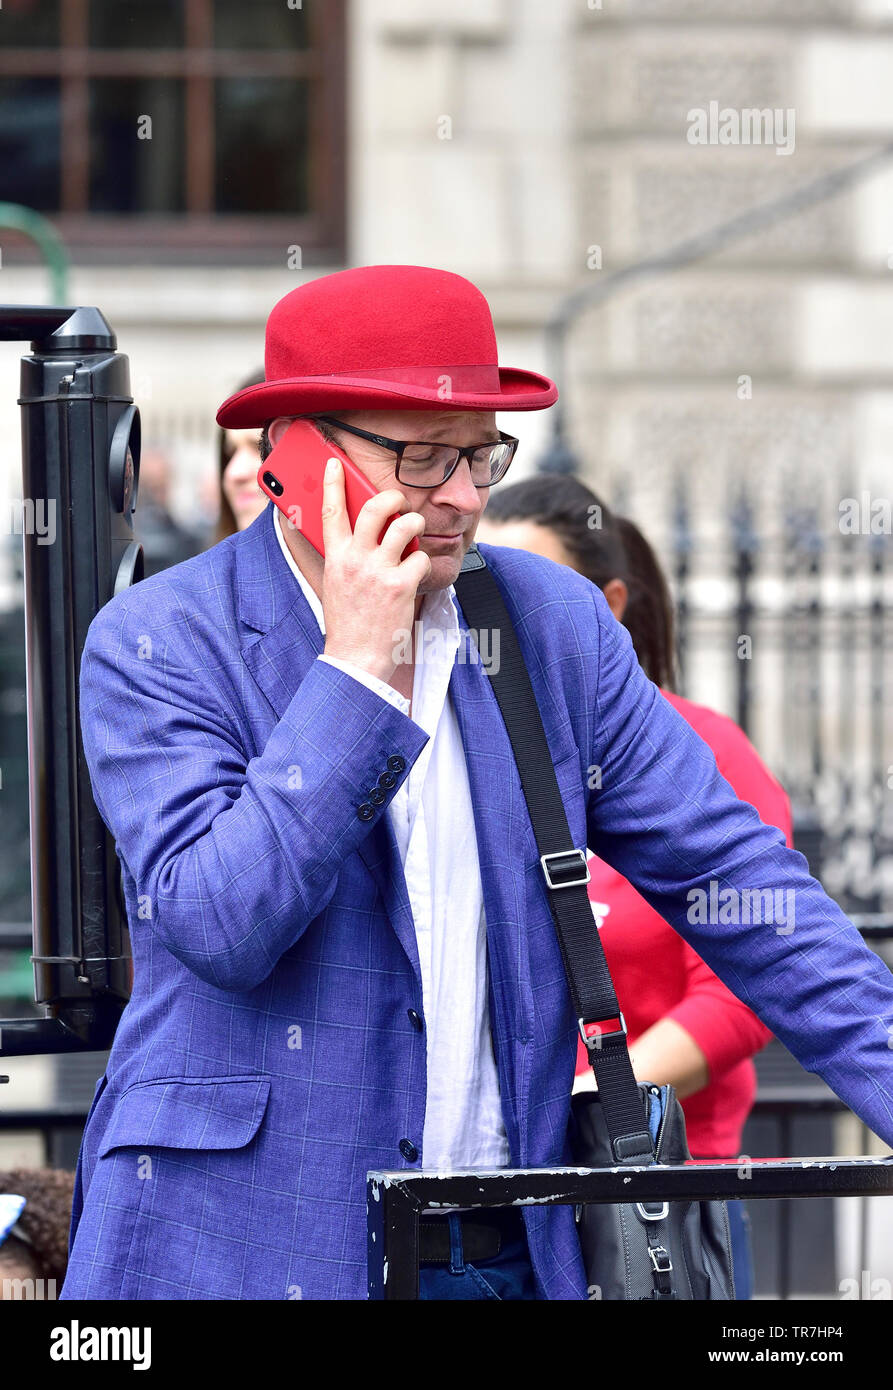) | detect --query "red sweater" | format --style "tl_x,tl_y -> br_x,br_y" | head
575,690 -> 792,1158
